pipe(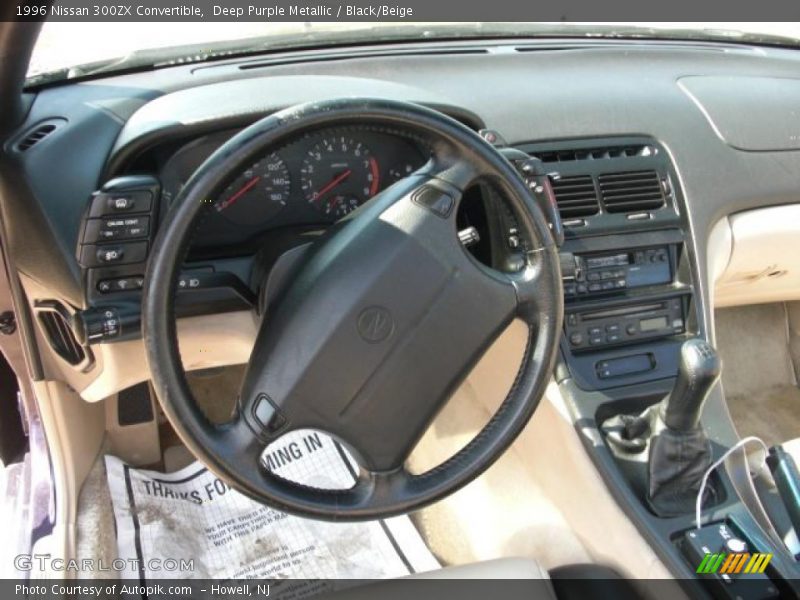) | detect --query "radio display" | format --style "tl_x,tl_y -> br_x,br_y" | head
639,316 -> 668,332
585,253 -> 630,269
